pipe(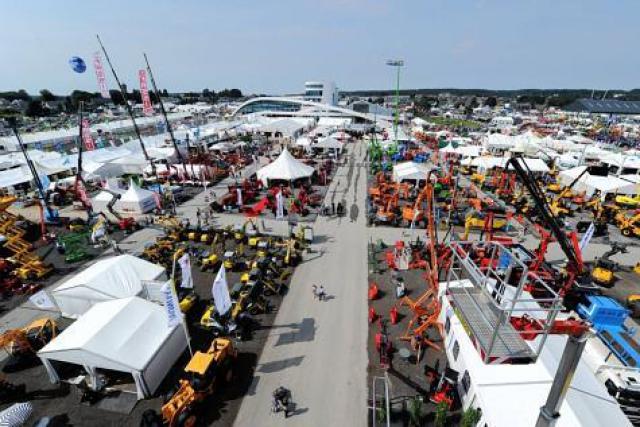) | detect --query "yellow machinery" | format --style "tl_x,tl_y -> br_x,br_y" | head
547,182 -> 562,193
0,196 -> 52,277
0,318 -> 58,359
162,338 -> 236,427
199,252 -> 219,271
223,251 -> 236,270
233,220 -> 257,243
616,212 -> 640,237
470,173 -> 485,185
179,293 -> 198,314
616,194 -> 640,208
462,214 -> 507,240
591,243 -> 628,288
627,295 -> 640,318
